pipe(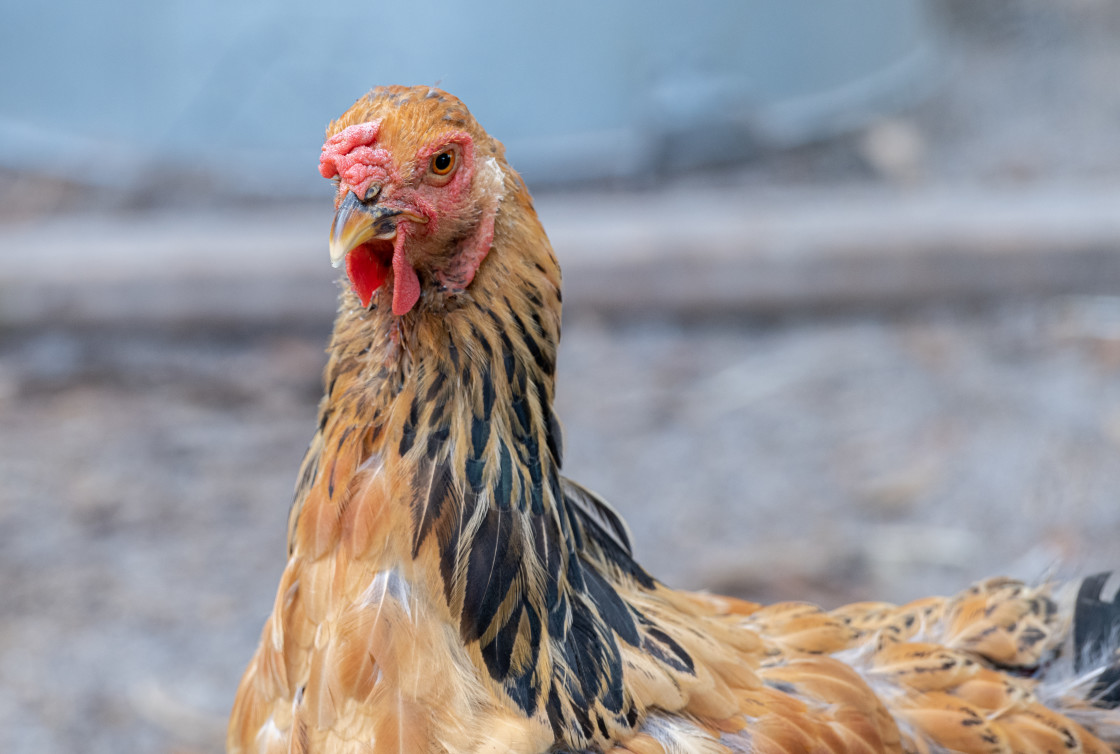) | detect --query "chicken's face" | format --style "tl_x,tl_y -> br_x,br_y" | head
319,87 -> 507,316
